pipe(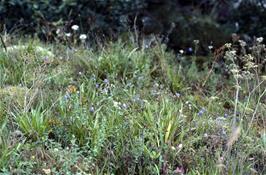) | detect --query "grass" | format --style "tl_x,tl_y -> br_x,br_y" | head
0,36 -> 265,174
